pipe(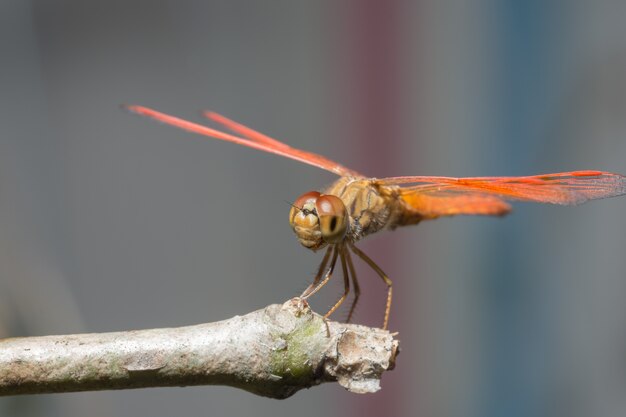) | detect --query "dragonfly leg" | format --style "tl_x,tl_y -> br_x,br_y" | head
300,246 -> 333,298
349,244 -> 393,330
344,248 -> 360,323
301,247 -> 339,300
323,248 -> 351,320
